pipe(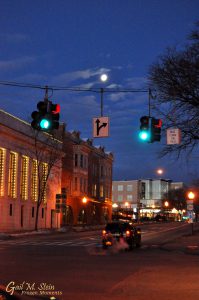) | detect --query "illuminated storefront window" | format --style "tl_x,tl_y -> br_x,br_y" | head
8,151 -> 18,198
20,156 -> 29,200
100,185 -> 104,197
0,148 -> 6,196
41,162 -> 48,203
31,159 -> 38,201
